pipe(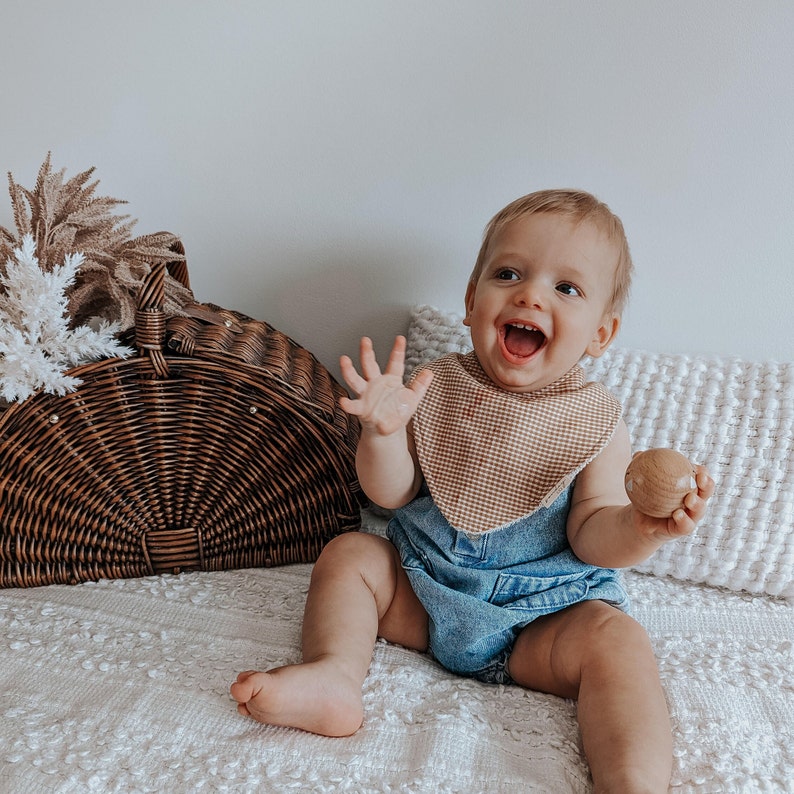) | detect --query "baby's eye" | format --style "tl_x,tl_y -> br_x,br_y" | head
556,283 -> 581,297
495,268 -> 519,281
